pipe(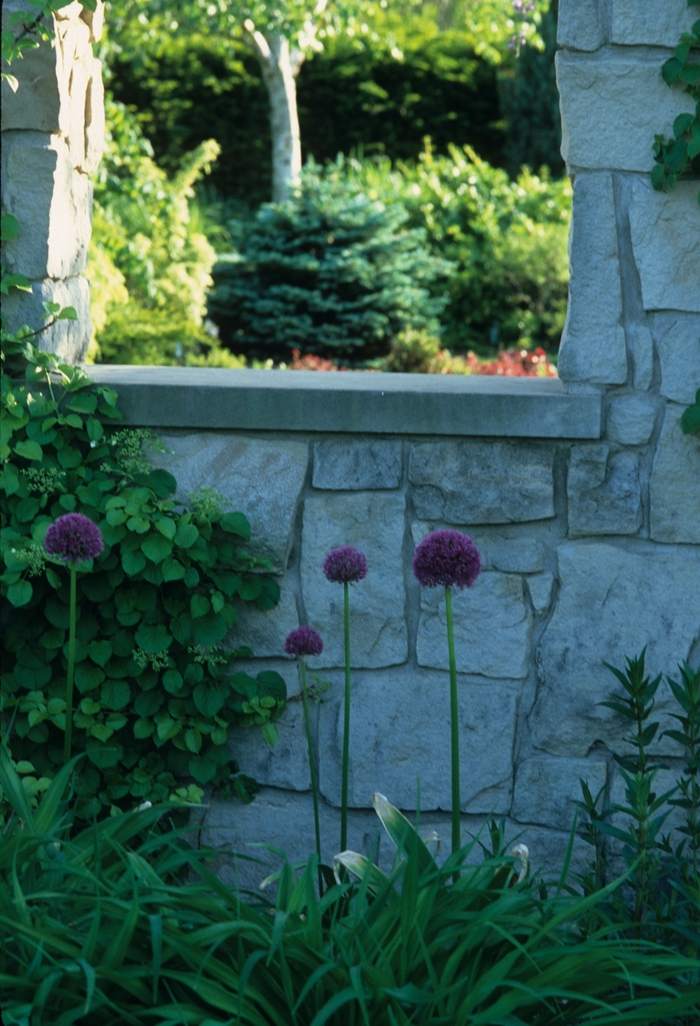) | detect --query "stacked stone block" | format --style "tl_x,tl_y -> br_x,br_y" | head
1,0 -> 105,361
